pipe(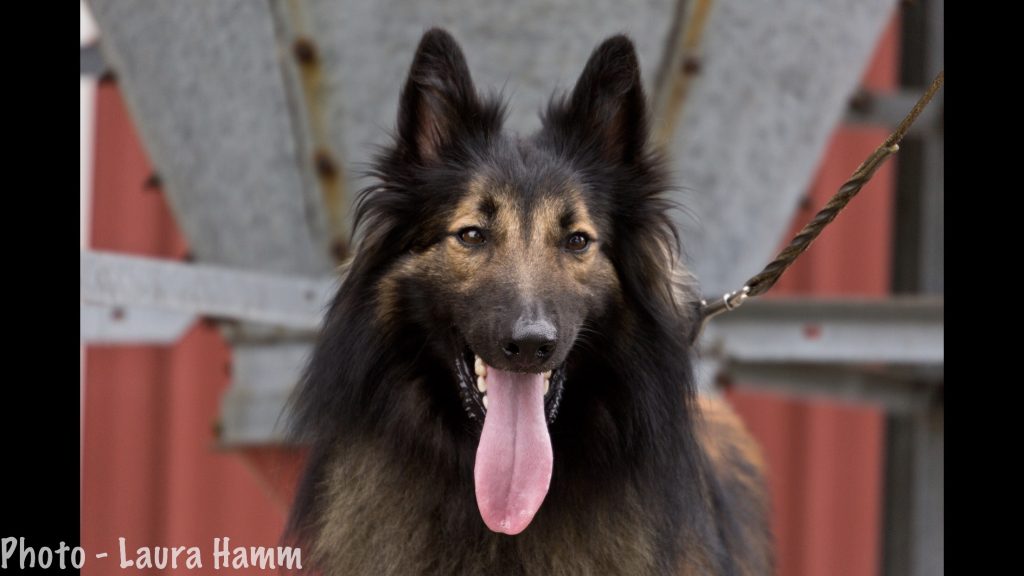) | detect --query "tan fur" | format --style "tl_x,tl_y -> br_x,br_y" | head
310,396 -> 770,576
312,439 -> 665,576
311,442 -> 435,576
697,396 -> 766,475
693,396 -> 774,575
375,247 -> 443,325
